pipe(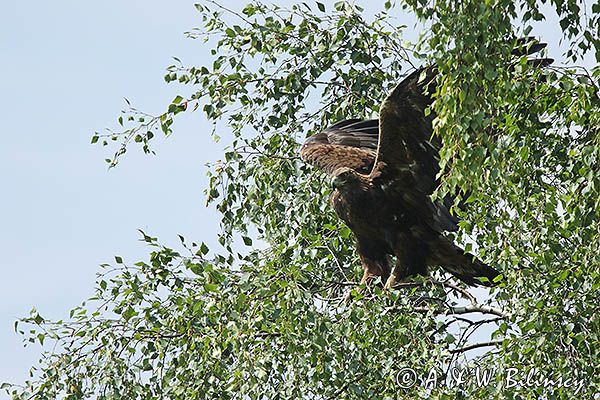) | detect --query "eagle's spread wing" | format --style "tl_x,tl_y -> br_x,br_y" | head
372,67 -> 438,180
372,66 -> 459,232
300,119 -> 379,175
370,40 -> 553,232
